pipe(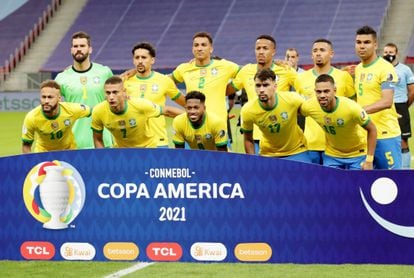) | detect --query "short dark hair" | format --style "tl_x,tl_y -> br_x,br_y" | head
286,48 -> 299,56
256,34 -> 276,48
185,91 -> 206,103
132,42 -> 156,57
356,25 -> 377,40
40,79 -> 61,91
193,32 -> 213,44
72,31 -> 91,46
105,75 -> 123,85
254,68 -> 276,82
315,74 -> 335,85
313,38 -> 333,48
385,42 -> 398,53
